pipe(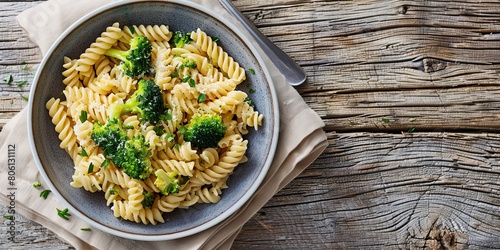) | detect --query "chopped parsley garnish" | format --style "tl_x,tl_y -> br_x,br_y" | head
80,228 -> 92,231
33,182 -> 42,188
4,215 -> 13,220
17,80 -> 28,87
408,127 -> 416,133
20,93 -> 28,101
79,110 -> 88,123
183,76 -> 196,87
249,89 -> 256,93
40,190 -> 51,199
382,117 -> 390,123
197,93 -> 206,102
244,97 -> 255,108
4,75 -> 13,85
57,208 -> 71,220
128,26 -> 135,35
247,68 -> 255,75
78,148 -> 88,157
109,188 -> 118,195
101,158 -> 111,169
211,36 -> 219,42
87,162 -> 94,174
189,78 -> 195,87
